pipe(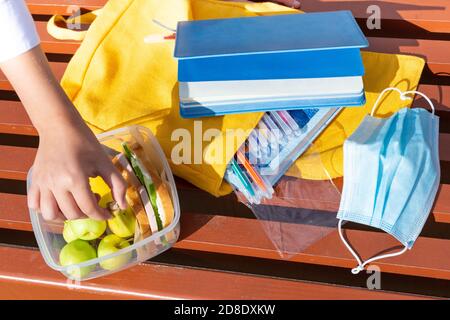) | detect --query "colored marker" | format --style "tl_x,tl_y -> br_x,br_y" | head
226,167 -> 254,203
230,158 -> 255,198
247,133 -> 261,161
279,110 -> 301,135
263,114 -> 284,142
257,120 -> 277,148
236,148 -> 270,195
269,111 -> 292,136
251,130 -> 269,151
